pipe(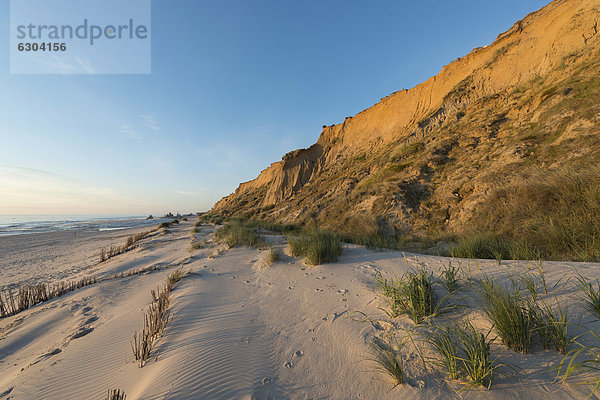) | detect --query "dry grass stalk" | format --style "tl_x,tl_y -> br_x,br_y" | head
100,225 -> 162,263
131,268 -> 187,367
106,389 -> 126,400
